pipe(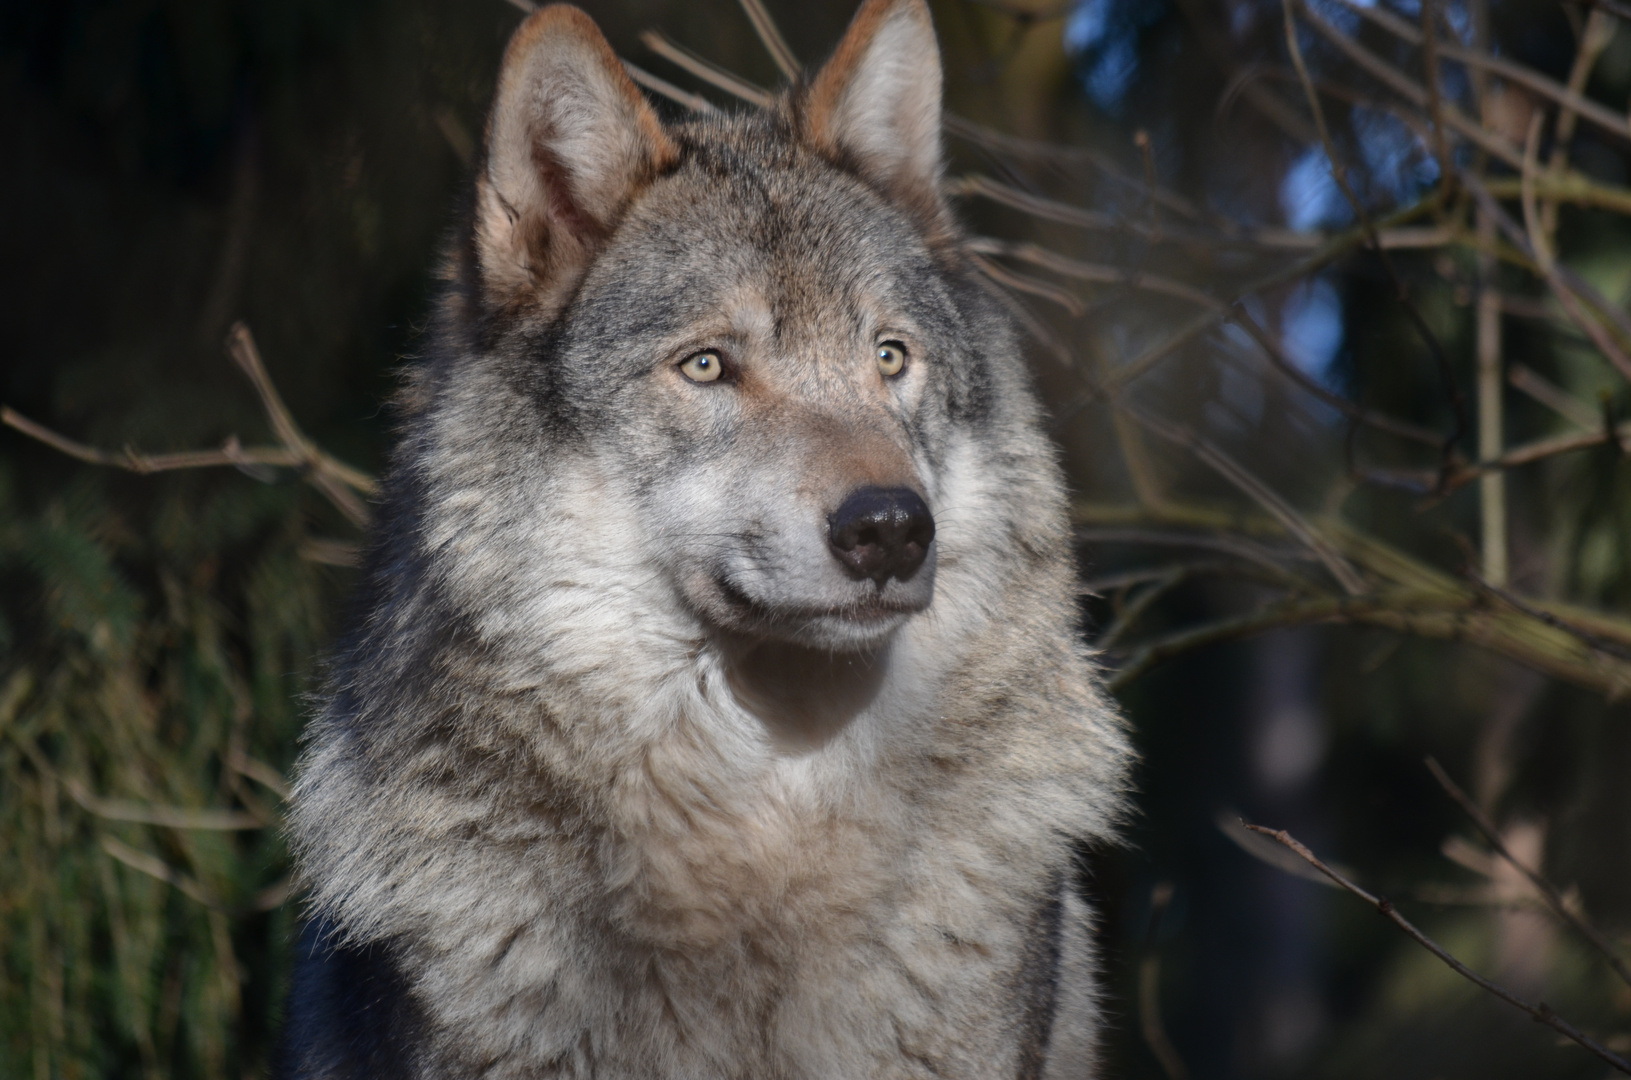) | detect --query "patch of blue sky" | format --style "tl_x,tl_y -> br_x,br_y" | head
1306,0 -> 1363,33
1084,37 -> 1141,110
1064,0 -> 1112,54
1065,0 -> 1167,114
1280,146 -> 1350,232
1281,276 -> 1346,391
1440,0 -> 1474,41
1353,107 -> 1439,200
